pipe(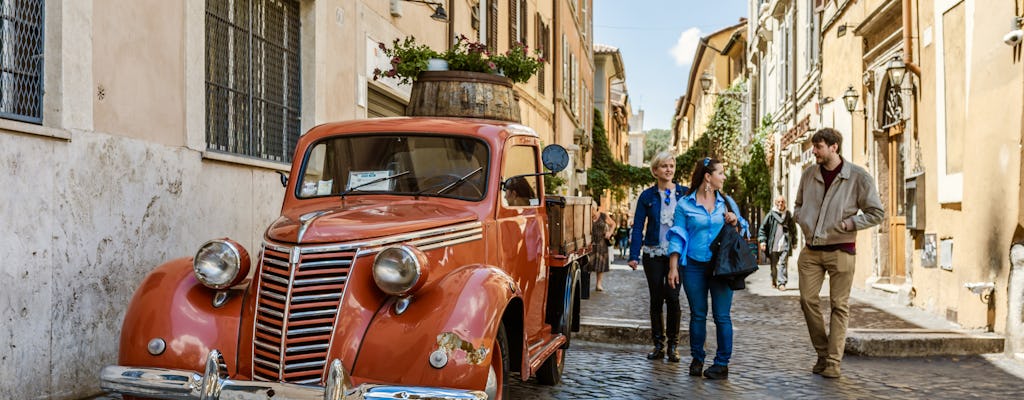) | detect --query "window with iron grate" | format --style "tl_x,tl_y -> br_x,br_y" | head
0,0 -> 44,124
205,0 -> 301,163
